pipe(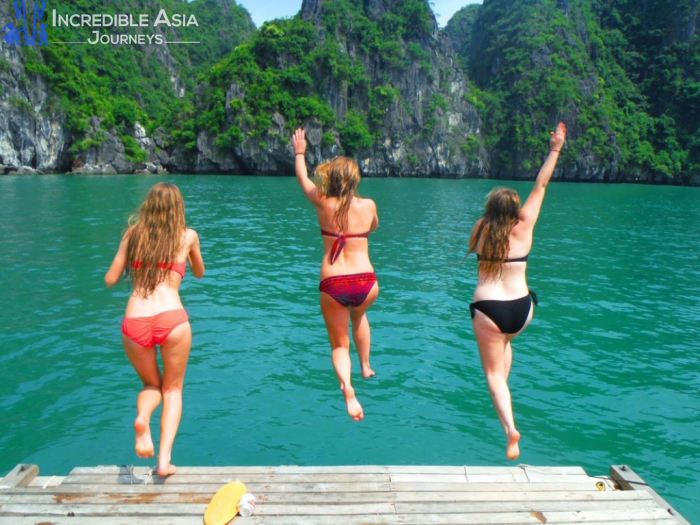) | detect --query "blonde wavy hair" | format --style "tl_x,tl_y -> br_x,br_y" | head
313,157 -> 360,232
468,187 -> 521,280
123,182 -> 186,296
